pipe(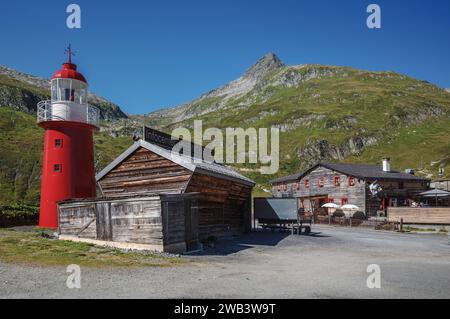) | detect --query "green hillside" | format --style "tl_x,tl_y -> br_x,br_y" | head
0,108 -> 43,204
